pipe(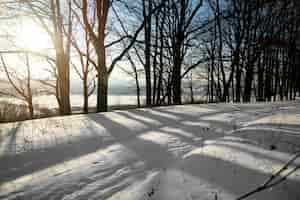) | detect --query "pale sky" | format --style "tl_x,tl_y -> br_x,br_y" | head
0,1 -> 207,92
0,15 -> 136,86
